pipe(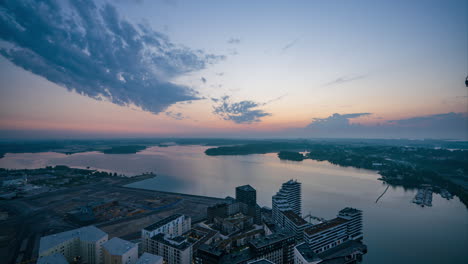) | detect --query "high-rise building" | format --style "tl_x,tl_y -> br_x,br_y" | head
39,226 -> 108,264
236,185 -> 262,225
102,237 -> 138,264
236,185 -> 257,206
272,180 -> 302,227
